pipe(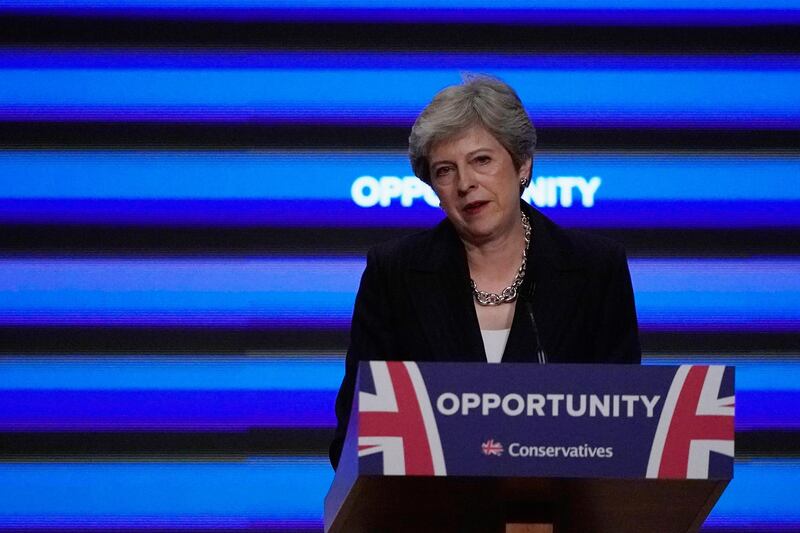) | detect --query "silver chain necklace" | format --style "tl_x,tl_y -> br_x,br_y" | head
470,212 -> 531,306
